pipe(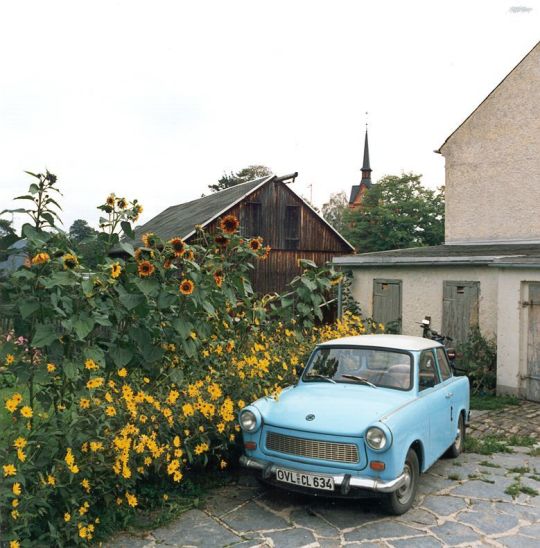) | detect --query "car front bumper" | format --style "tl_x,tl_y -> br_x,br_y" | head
239,455 -> 407,495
